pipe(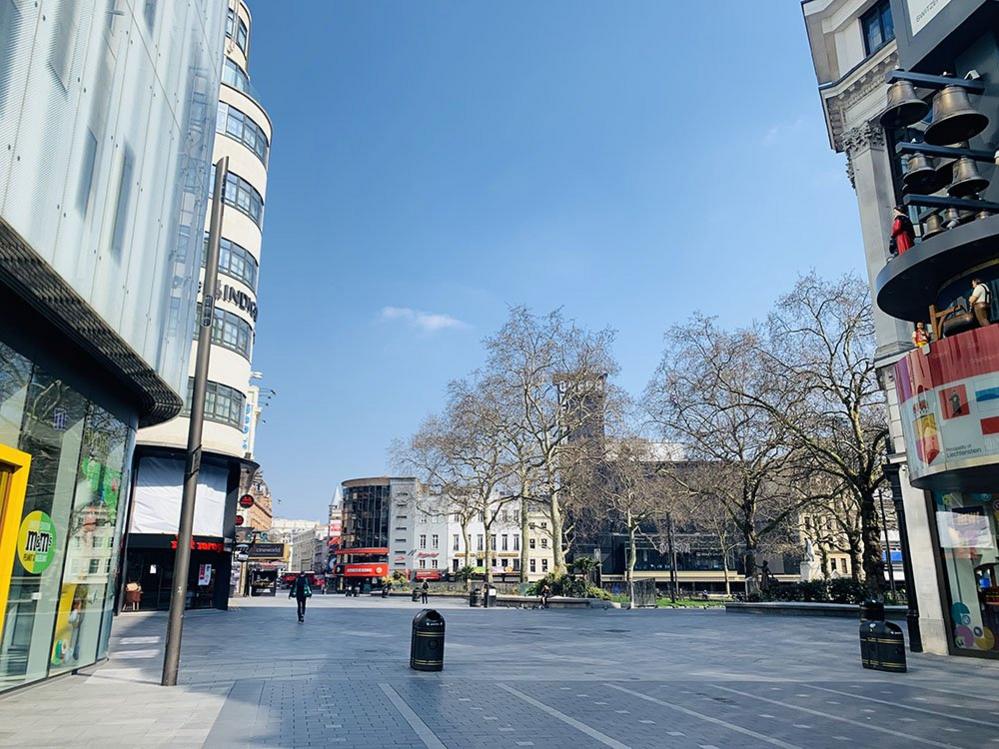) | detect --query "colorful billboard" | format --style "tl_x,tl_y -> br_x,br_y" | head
895,326 -> 999,485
